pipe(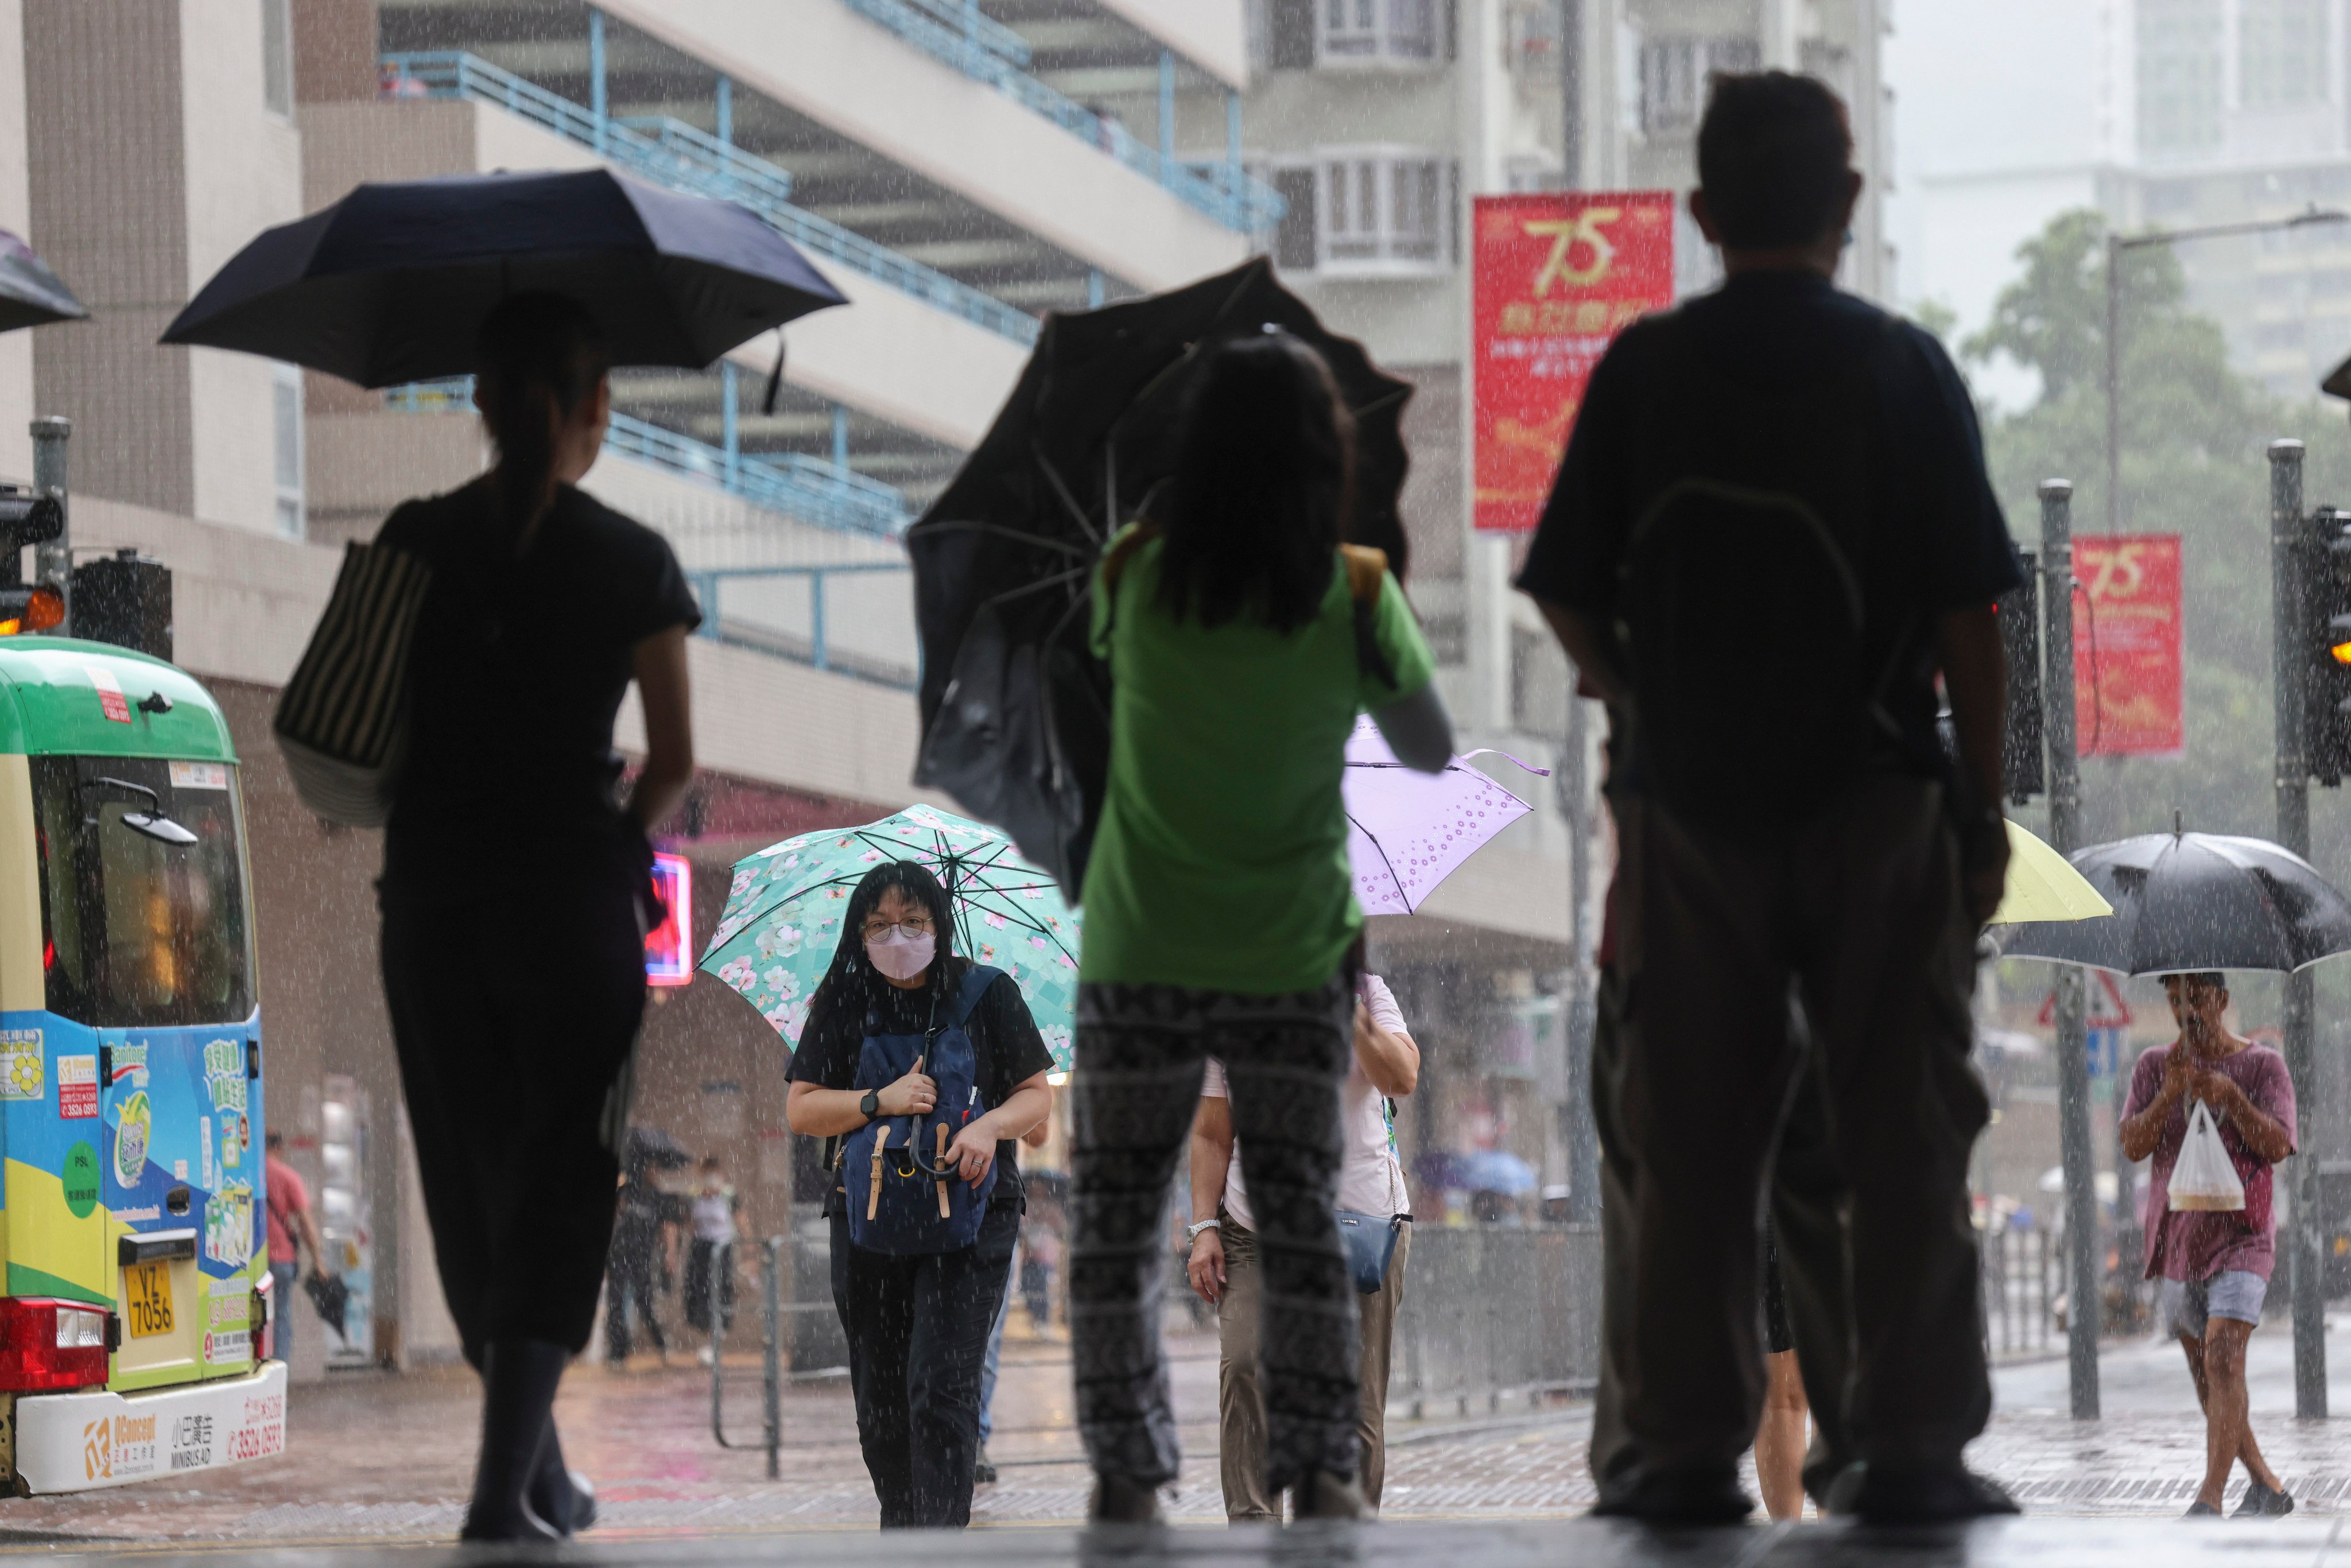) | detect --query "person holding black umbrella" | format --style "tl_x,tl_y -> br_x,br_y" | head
375,292 -> 702,1542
